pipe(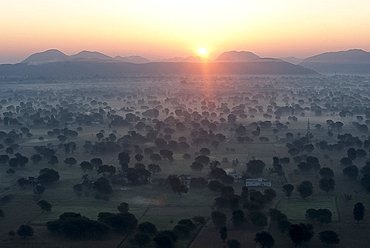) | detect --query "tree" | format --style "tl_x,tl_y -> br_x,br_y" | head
254,231 -> 275,248
90,158 -> 103,169
232,209 -> 245,228
149,153 -> 161,163
227,239 -> 241,248
211,211 -> 226,227
153,234 -> 174,248
195,155 -> 210,165
135,153 -> 144,162
117,202 -> 129,213
17,225 -> 34,239
247,160 -> 266,175
200,147 -> 211,156
277,219 -> 291,236
343,165 -> 359,179
48,156 -> 59,165
167,175 -> 187,197
37,200 -> 52,213
320,167 -> 334,179
249,211 -> 268,228
64,157 -> 77,167
131,233 -> 151,248
79,161 -> 93,173
219,226 -> 227,244
174,224 -> 191,238
347,148 -> 357,161
297,181 -> 313,199
213,196 -> 229,210
264,188 -> 277,200
118,152 -> 130,171
283,184 -> 294,198
93,177 -> 113,195
38,169 -> 60,185
138,221 -> 157,236
319,178 -> 335,194
289,223 -> 314,248
148,163 -> 161,174
318,230 -> 340,247
31,154 -> 42,164
190,161 -> 204,171
353,202 -> 365,224
209,168 -> 227,180
305,209 -> 318,222
207,180 -> 225,194
0,154 -> 9,165
316,209 -> 332,226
